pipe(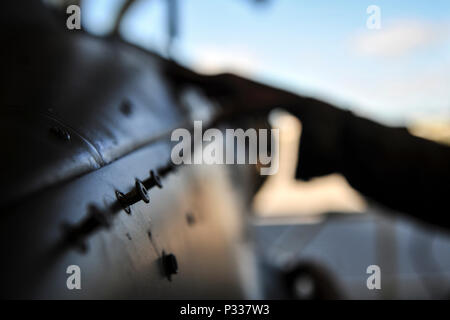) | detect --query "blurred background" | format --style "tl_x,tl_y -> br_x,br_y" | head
78,0 -> 450,214
45,0 -> 450,299
80,0 -> 450,129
